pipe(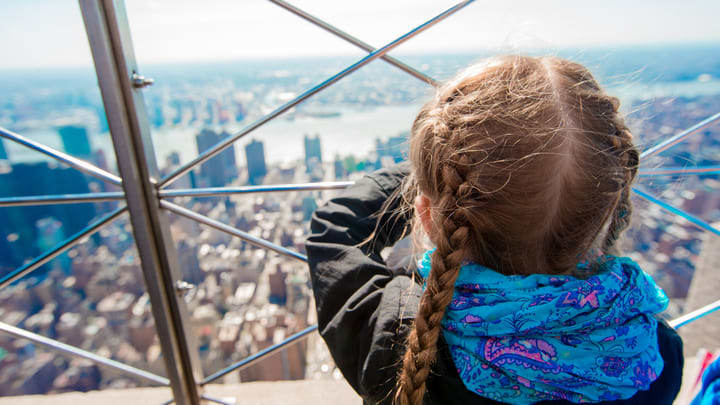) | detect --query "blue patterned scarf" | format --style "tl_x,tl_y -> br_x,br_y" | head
417,250 -> 669,404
